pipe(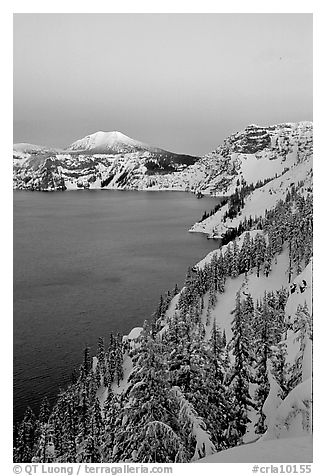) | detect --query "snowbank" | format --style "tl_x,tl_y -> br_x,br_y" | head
196,436 -> 312,463
123,327 -> 143,342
